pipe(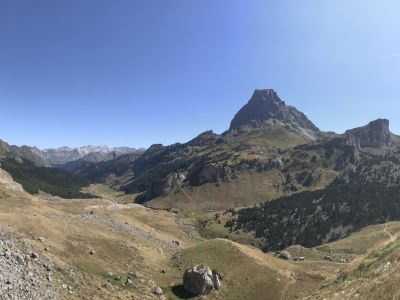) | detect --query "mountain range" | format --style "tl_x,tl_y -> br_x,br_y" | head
41,145 -> 144,167
2,88 -> 400,240
58,89 -> 399,211
0,142 -> 143,167
2,88 -> 400,299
